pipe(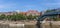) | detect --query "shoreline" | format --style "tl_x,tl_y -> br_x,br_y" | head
0,20 -> 37,25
